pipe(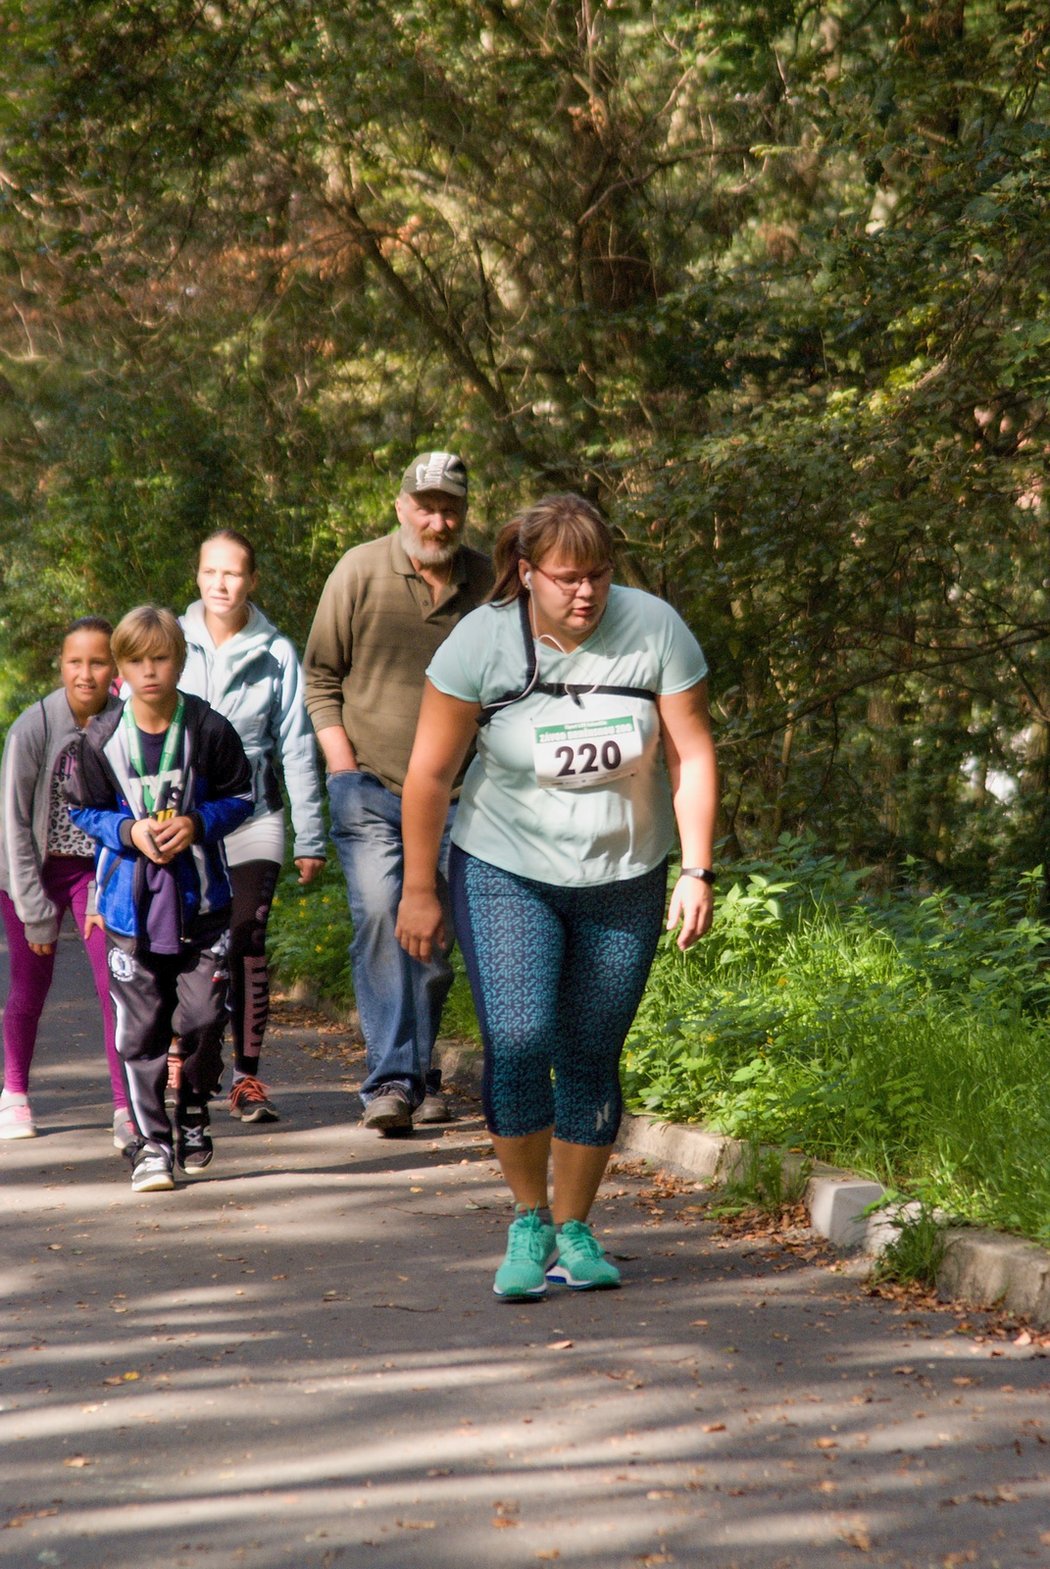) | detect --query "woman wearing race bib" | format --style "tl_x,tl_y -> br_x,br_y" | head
396,493 -> 718,1300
